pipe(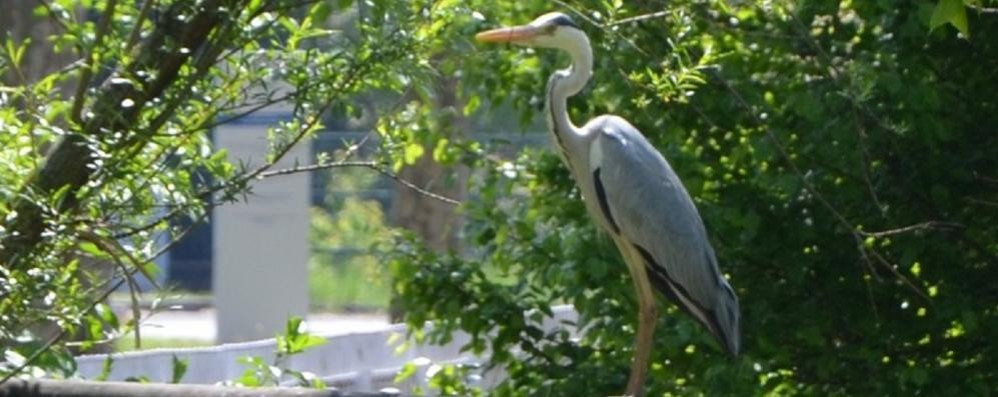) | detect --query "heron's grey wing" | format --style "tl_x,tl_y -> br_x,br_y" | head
589,117 -> 729,334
